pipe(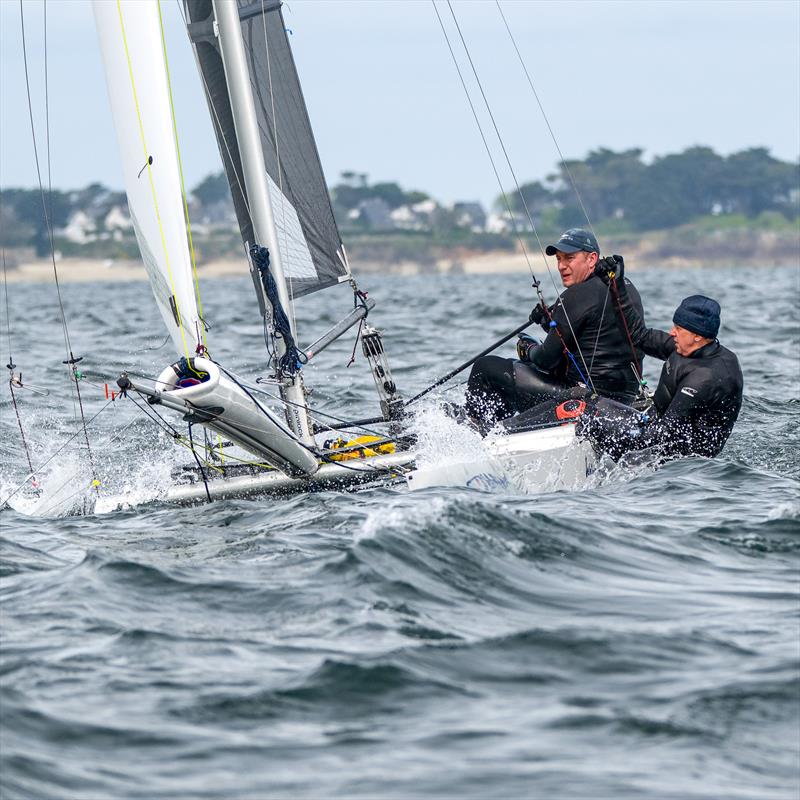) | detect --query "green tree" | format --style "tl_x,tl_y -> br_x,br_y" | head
498,180 -> 554,217
550,148 -> 646,226
331,178 -> 428,212
2,188 -> 71,255
721,148 -> 799,217
191,171 -> 230,207
625,147 -> 726,230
